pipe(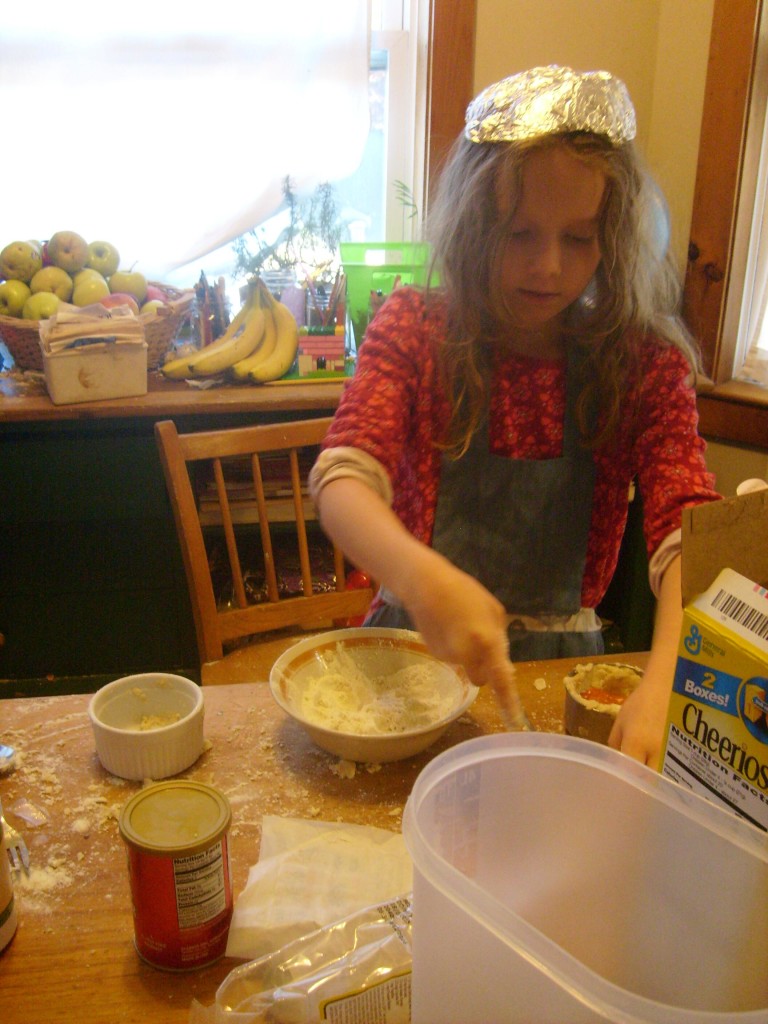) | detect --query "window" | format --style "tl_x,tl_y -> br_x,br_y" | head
719,2 -> 768,389
684,0 -> 768,448
0,2 -> 424,293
